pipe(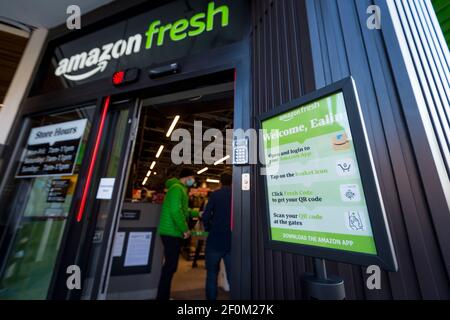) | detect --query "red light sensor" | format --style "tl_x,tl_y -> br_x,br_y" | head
112,68 -> 140,87
112,71 -> 125,85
